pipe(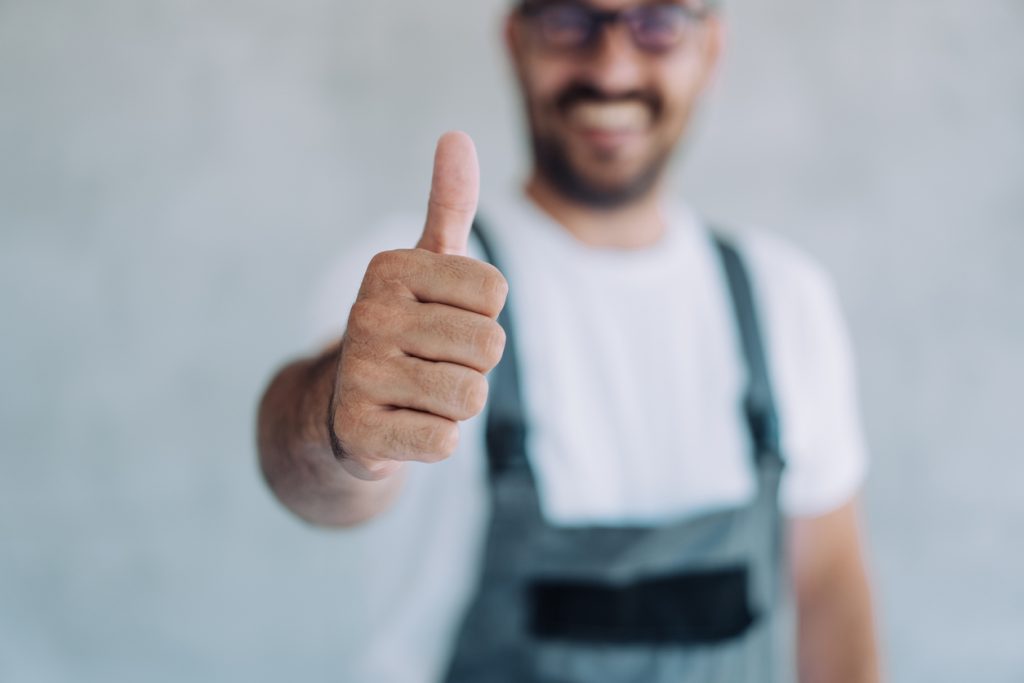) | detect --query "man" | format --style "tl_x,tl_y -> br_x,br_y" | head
257,1 -> 881,681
